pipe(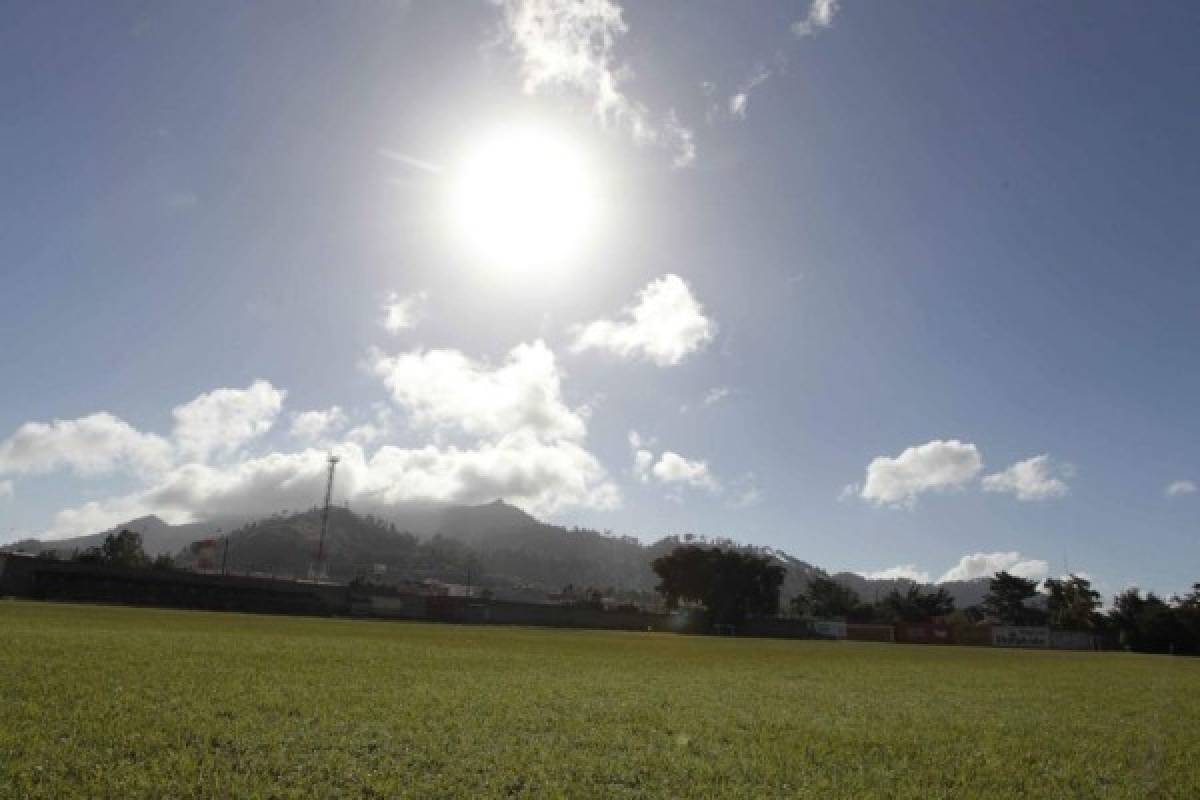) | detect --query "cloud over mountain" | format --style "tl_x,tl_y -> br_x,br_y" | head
939,551 -> 1049,583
